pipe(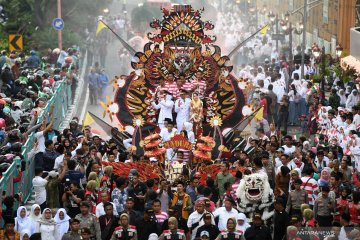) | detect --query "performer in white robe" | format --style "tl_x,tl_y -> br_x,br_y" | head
152,92 -> 174,129
159,120 -> 178,161
174,89 -> 191,131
